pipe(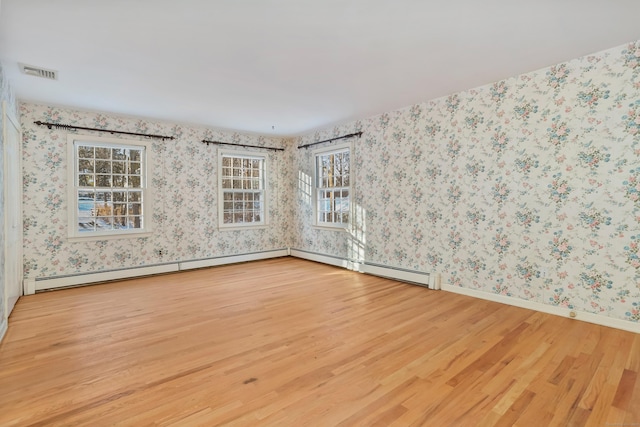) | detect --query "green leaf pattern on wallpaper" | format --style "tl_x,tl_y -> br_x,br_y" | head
291,41 -> 640,324
19,40 -> 640,324
20,104 -> 294,281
